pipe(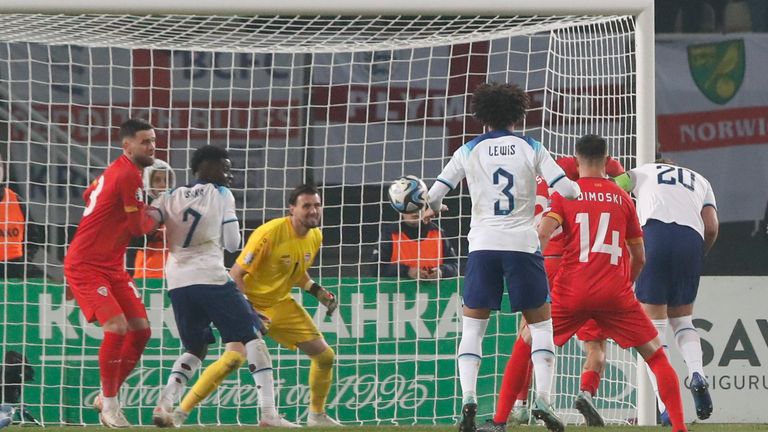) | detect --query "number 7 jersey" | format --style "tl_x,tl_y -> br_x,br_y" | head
546,177 -> 643,299
152,181 -> 238,289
